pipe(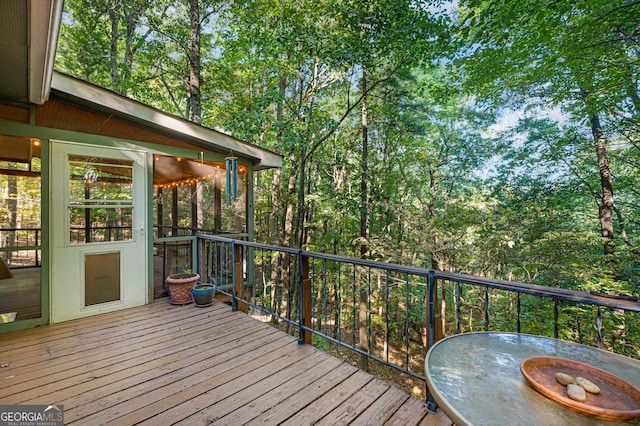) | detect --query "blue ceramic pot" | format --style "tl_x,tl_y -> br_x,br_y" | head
192,283 -> 216,307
